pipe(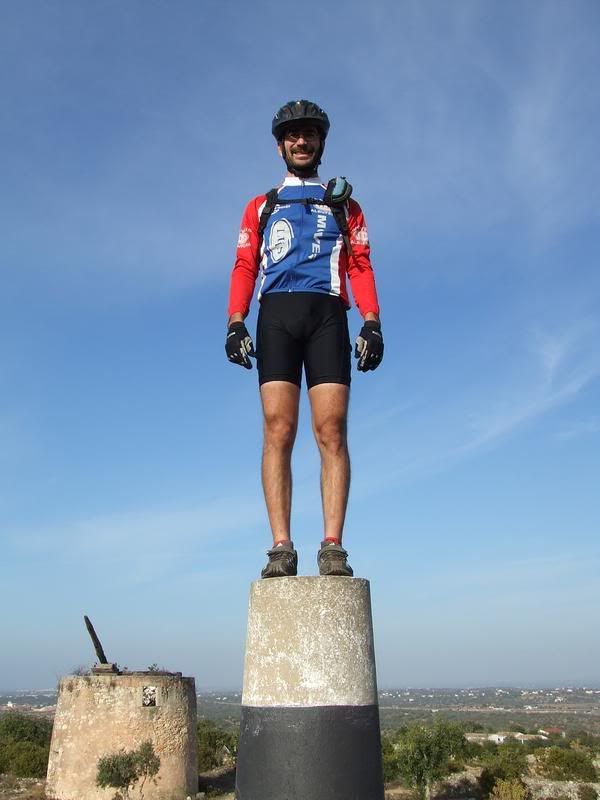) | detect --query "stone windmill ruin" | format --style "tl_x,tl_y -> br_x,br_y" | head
45,617 -> 198,800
